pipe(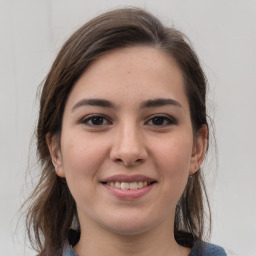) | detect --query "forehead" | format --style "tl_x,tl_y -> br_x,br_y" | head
83,46 -> 182,84
65,46 -> 189,111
